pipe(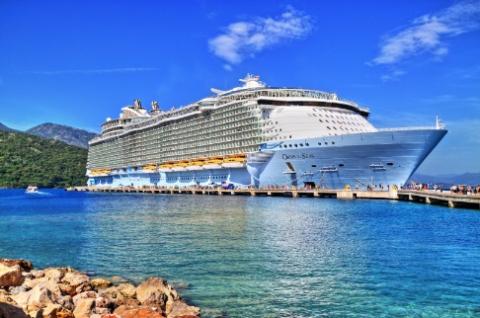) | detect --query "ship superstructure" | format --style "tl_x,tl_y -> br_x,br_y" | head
87,75 -> 447,189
